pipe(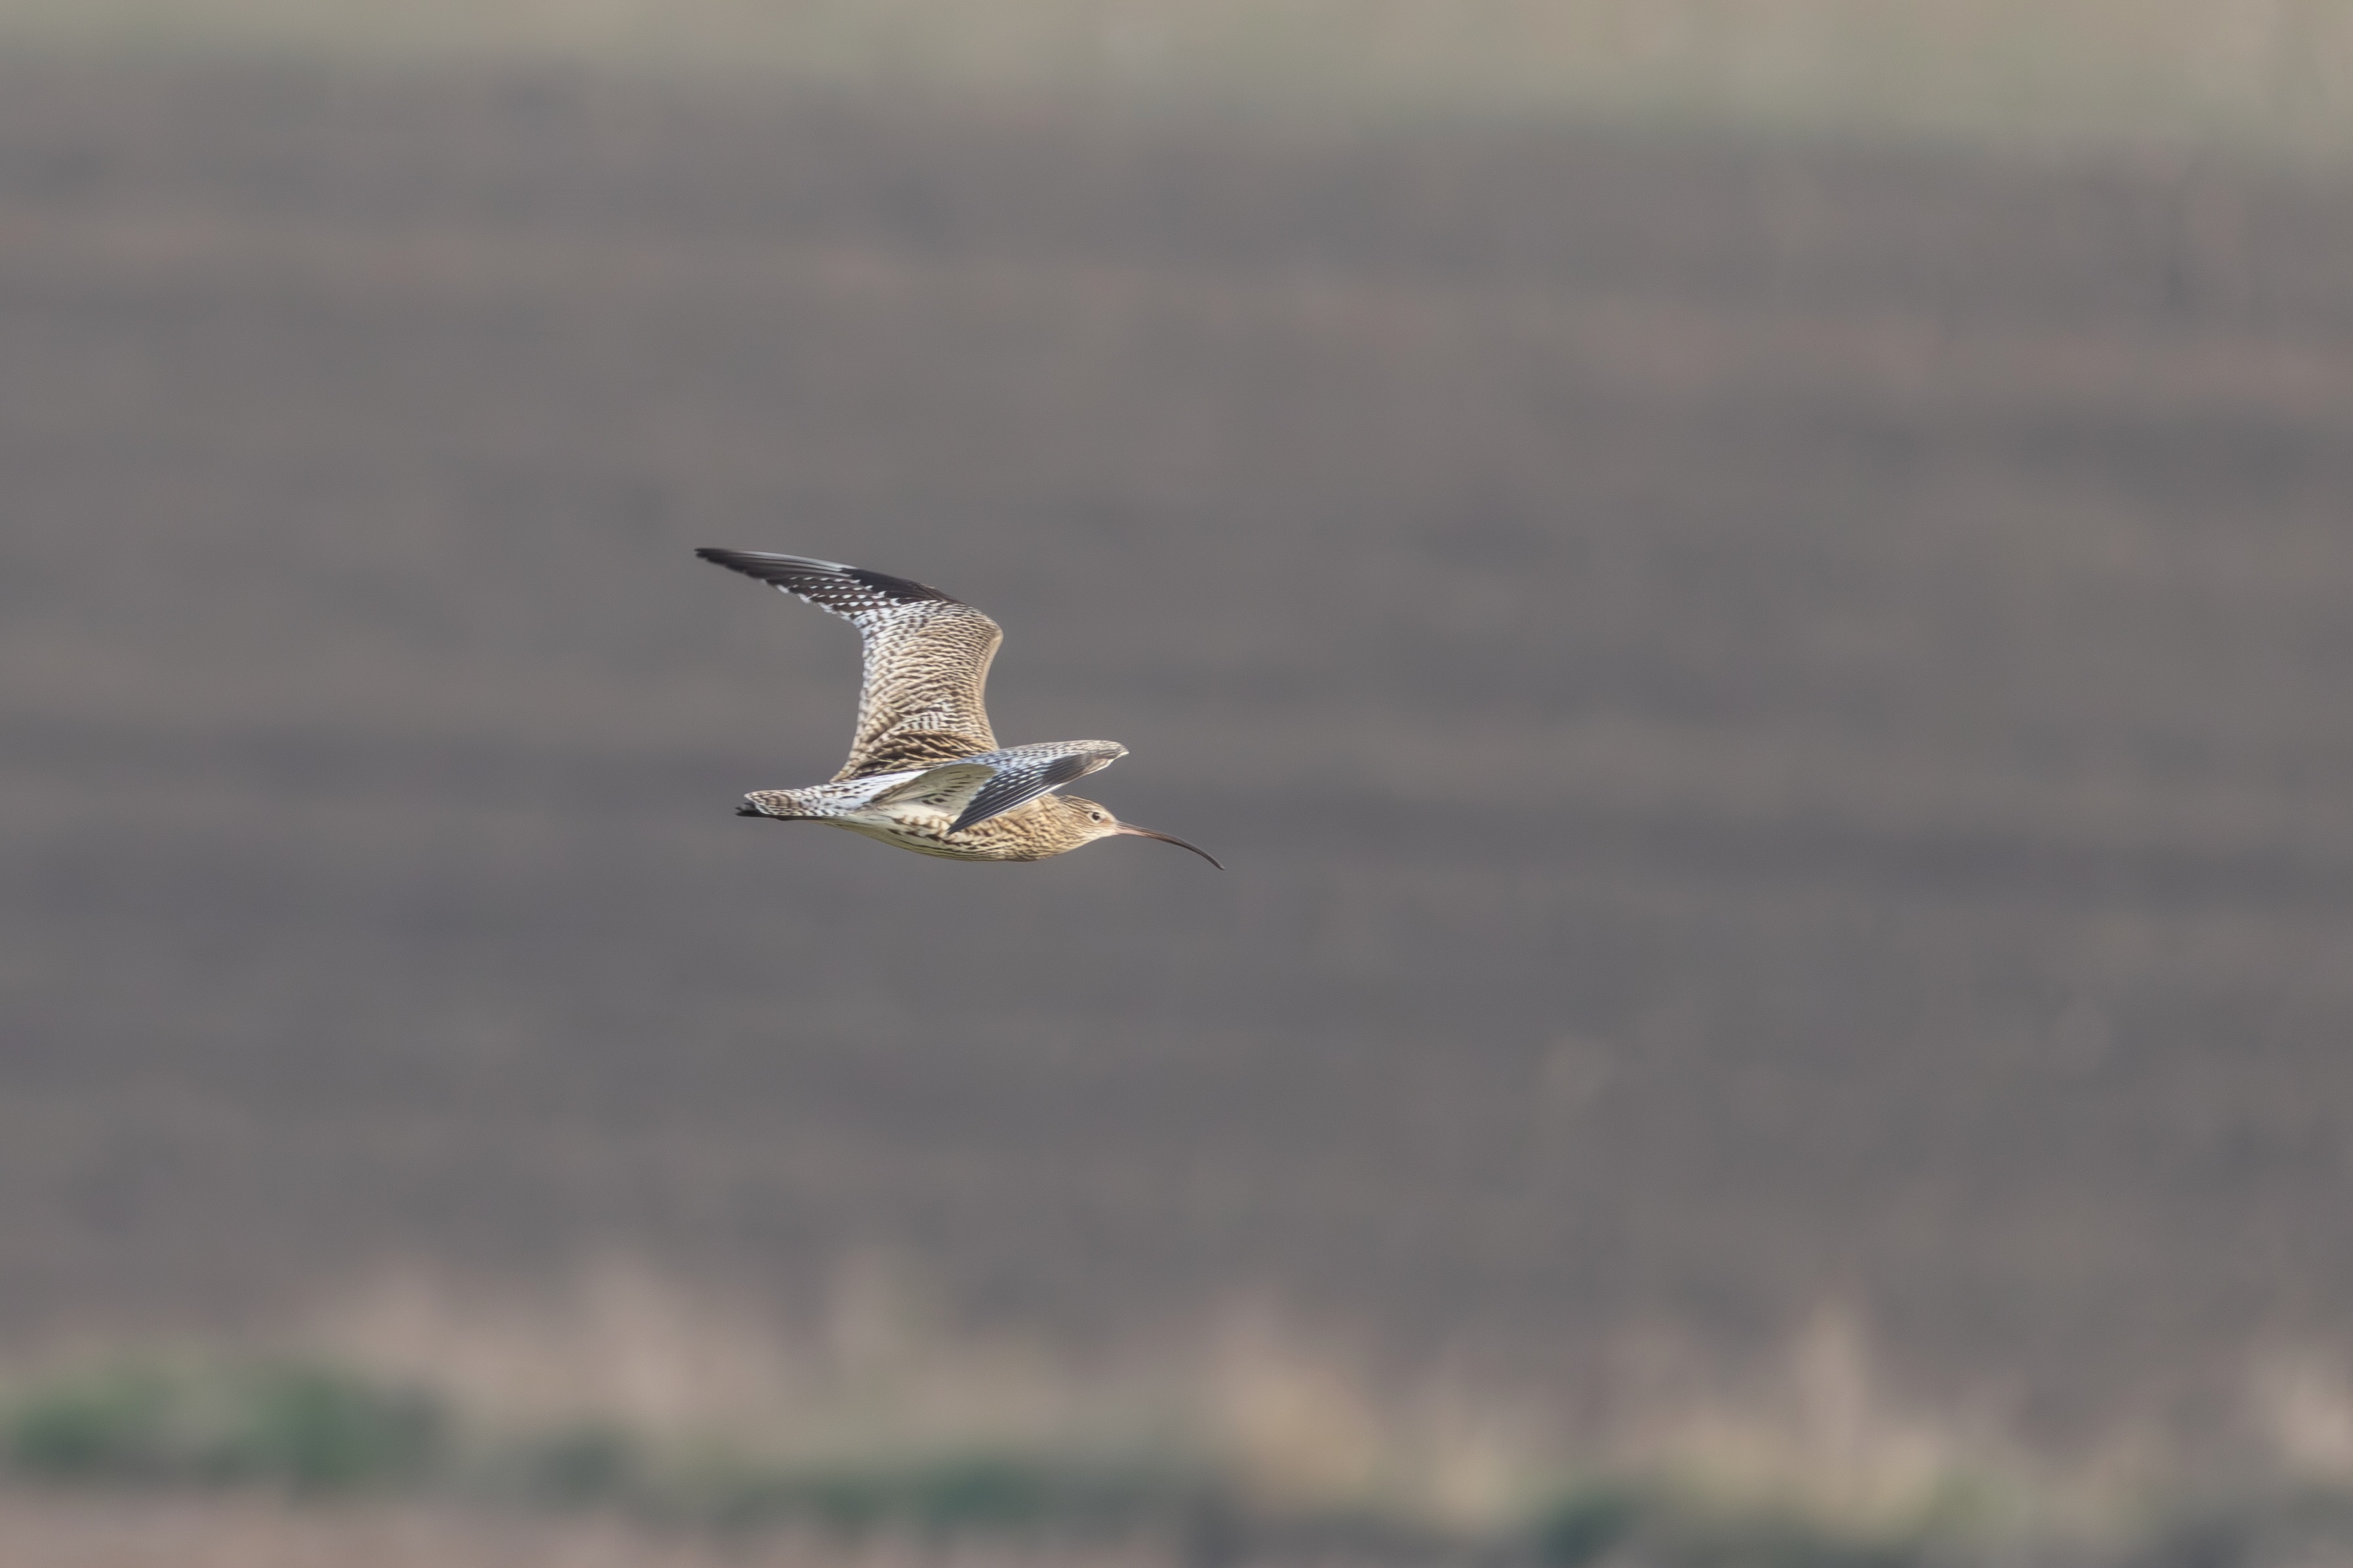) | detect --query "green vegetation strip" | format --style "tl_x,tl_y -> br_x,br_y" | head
7,1360 -> 441,1494
0,1358 -> 1220,1533
9,1357 -> 2353,1565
